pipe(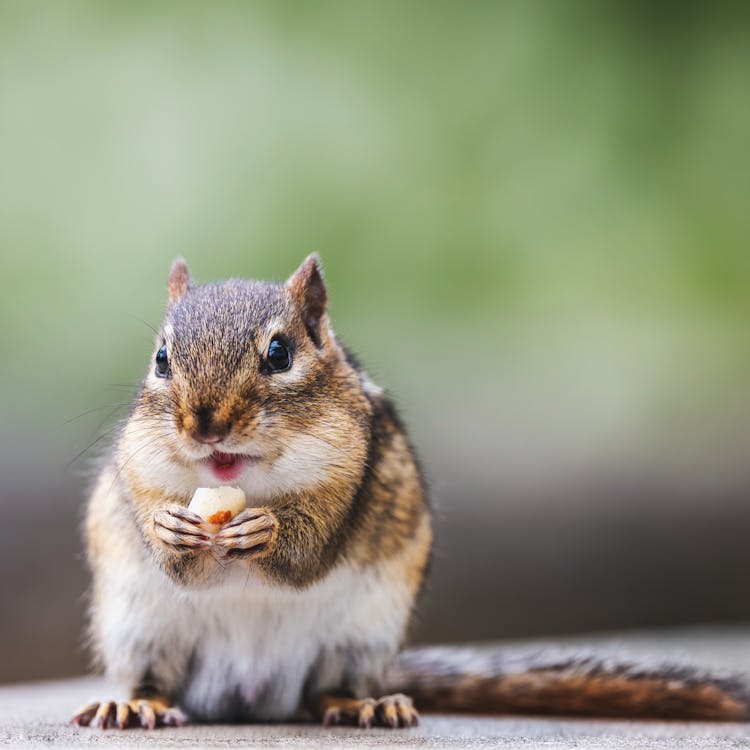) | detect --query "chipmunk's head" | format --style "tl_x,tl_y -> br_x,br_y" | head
127,255 -> 370,499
